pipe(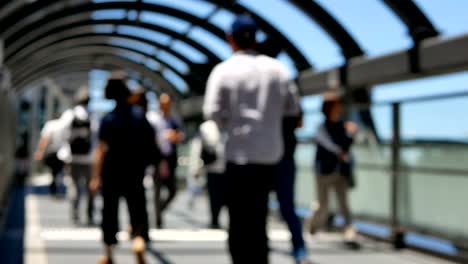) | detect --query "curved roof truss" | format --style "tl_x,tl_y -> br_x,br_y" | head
0,0 -> 440,96
14,50 -> 181,98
